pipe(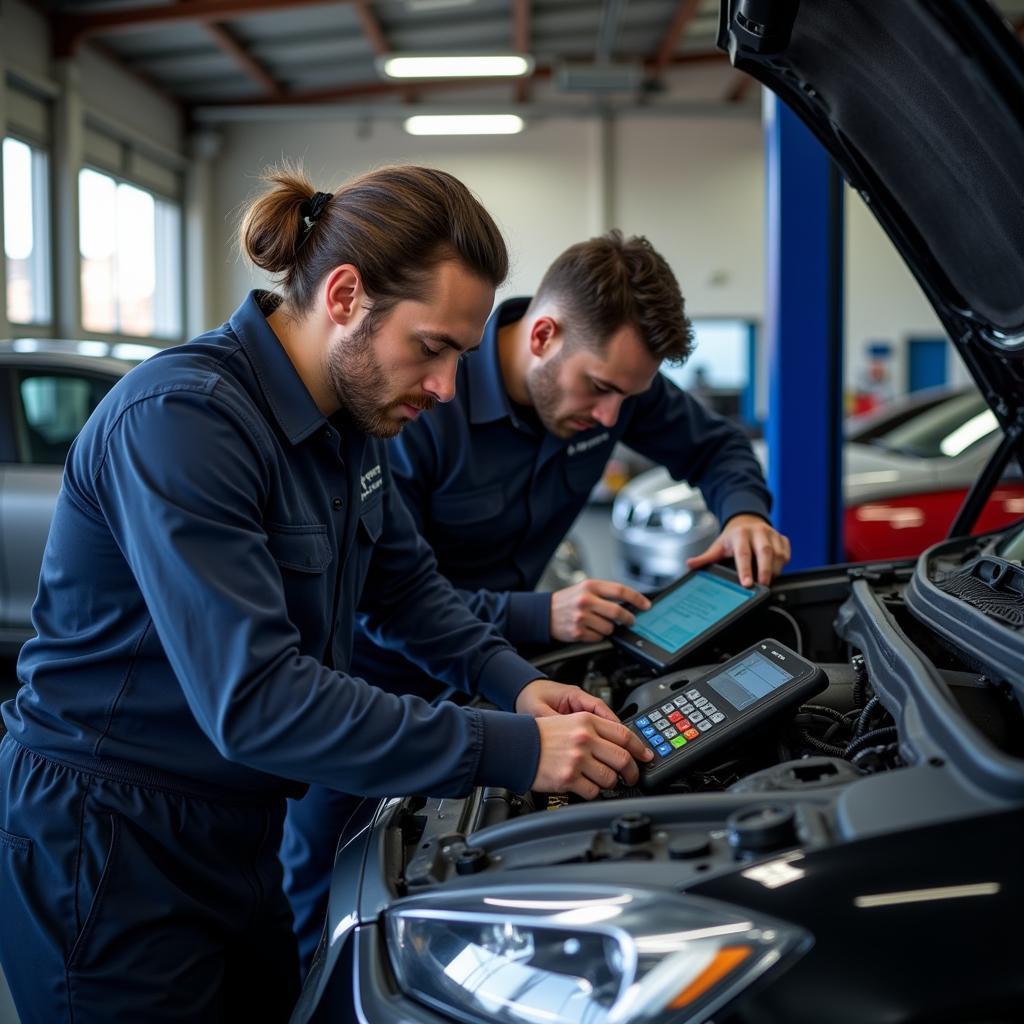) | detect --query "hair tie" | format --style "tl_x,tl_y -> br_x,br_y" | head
296,191 -> 333,251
